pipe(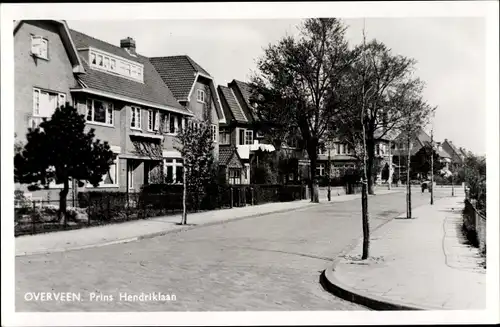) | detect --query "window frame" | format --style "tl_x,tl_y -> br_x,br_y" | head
130,106 -> 142,130
32,88 -> 66,118
197,89 -> 206,103
211,125 -> 218,142
86,98 -> 114,127
244,130 -> 254,145
219,131 -> 230,145
88,48 -> 144,83
99,156 -> 119,187
228,168 -> 242,185
30,35 -> 49,60
147,109 -> 159,132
